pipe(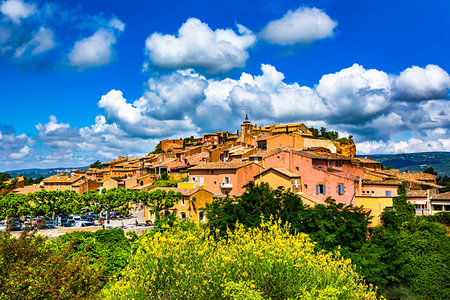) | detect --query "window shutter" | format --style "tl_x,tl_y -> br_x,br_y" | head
324,185 -> 326,194
316,185 -> 319,195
